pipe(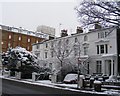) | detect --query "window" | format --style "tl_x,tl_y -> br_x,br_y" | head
46,43 -> 48,48
51,51 -> 54,58
98,33 -> 100,38
49,63 -> 52,70
101,32 -> 104,38
27,46 -> 30,50
105,32 -> 108,37
58,40 -> 61,46
98,31 -> 108,38
105,44 -> 108,53
84,35 -> 88,41
28,38 -> 30,42
19,37 -> 21,41
75,37 -> 77,43
97,45 -> 99,54
96,61 -> 102,73
51,42 -> 54,47
8,43 -> 11,47
66,39 -> 69,44
100,45 -> 104,54
74,48 -> 78,56
36,45 -> 39,49
84,47 -> 88,55
9,35 -> 11,39
1,42 -> 3,45
45,52 -> 47,58
97,44 -> 108,54
36,40 -> 39,43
